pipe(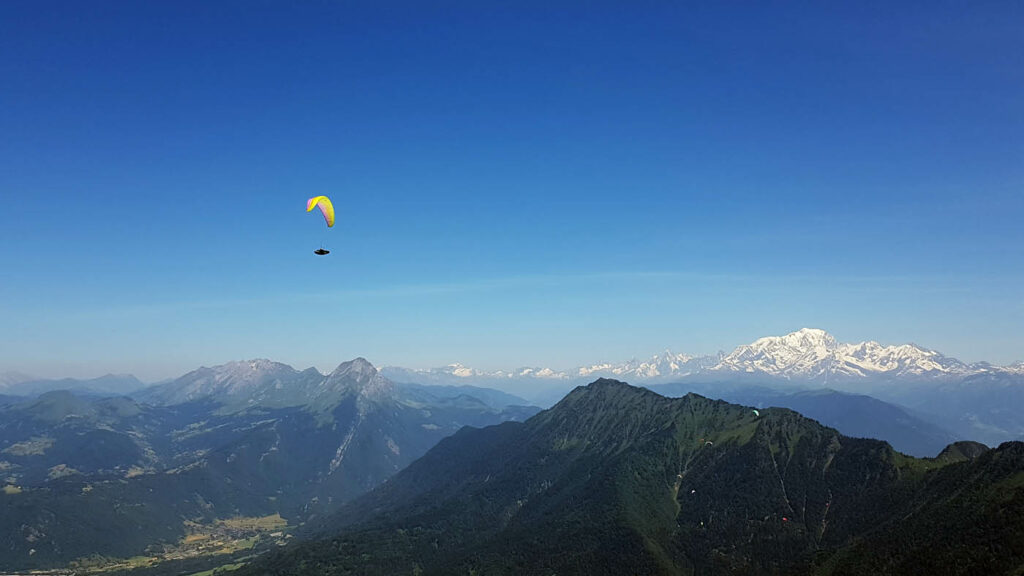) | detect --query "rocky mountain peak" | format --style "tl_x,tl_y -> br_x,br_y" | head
324,358 -> 393,402
329,357 -> 378,380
